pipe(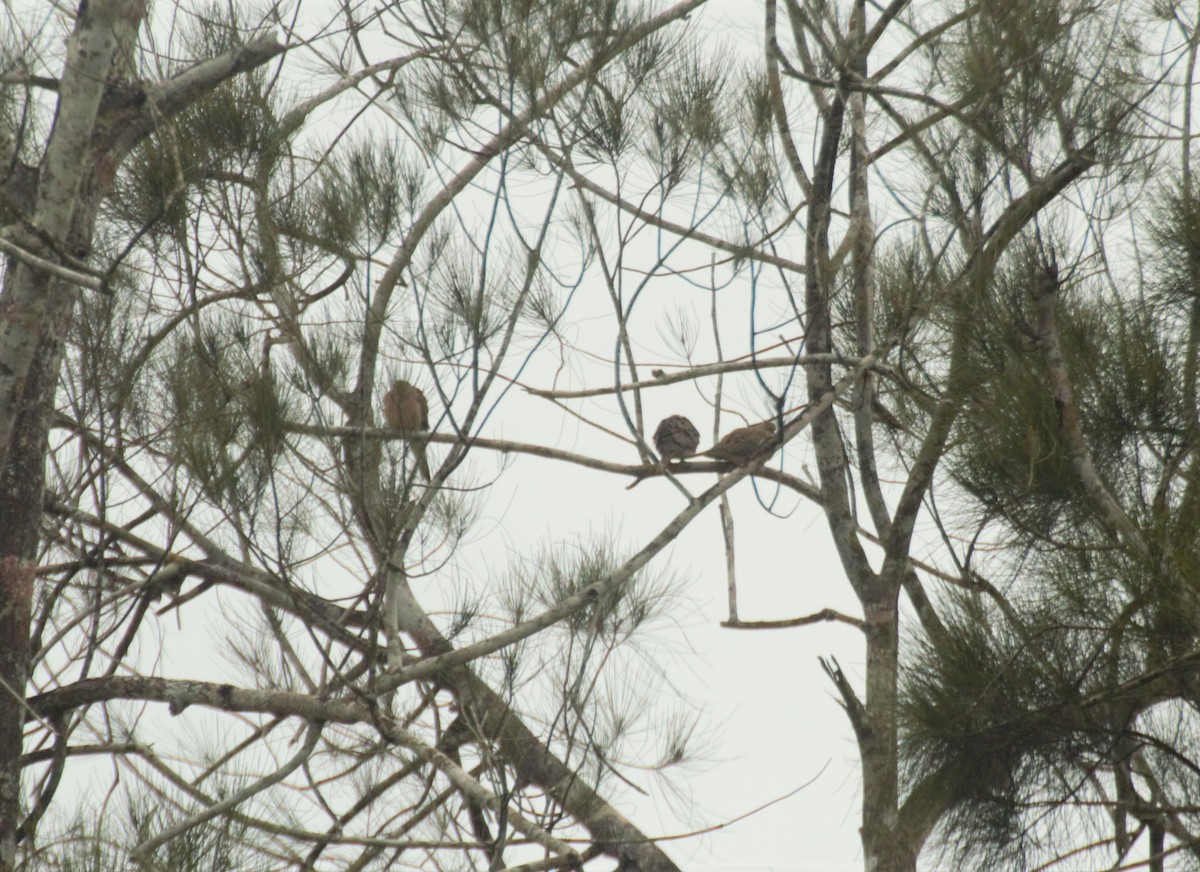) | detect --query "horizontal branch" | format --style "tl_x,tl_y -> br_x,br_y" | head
526,352 -> 860,399
0,73 -> 59,90
289,422 -> 654,475
722,608 -> 865,631
0,231 -> 106,292
20,741 -> 144,767
28,676 -> 370,724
